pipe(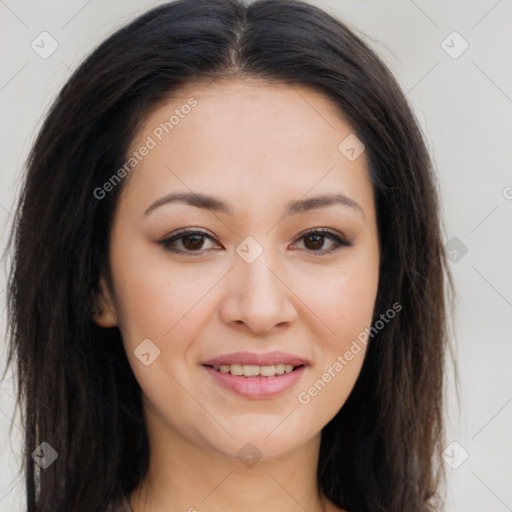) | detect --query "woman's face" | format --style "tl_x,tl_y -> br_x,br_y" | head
95,78 -> 380,460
